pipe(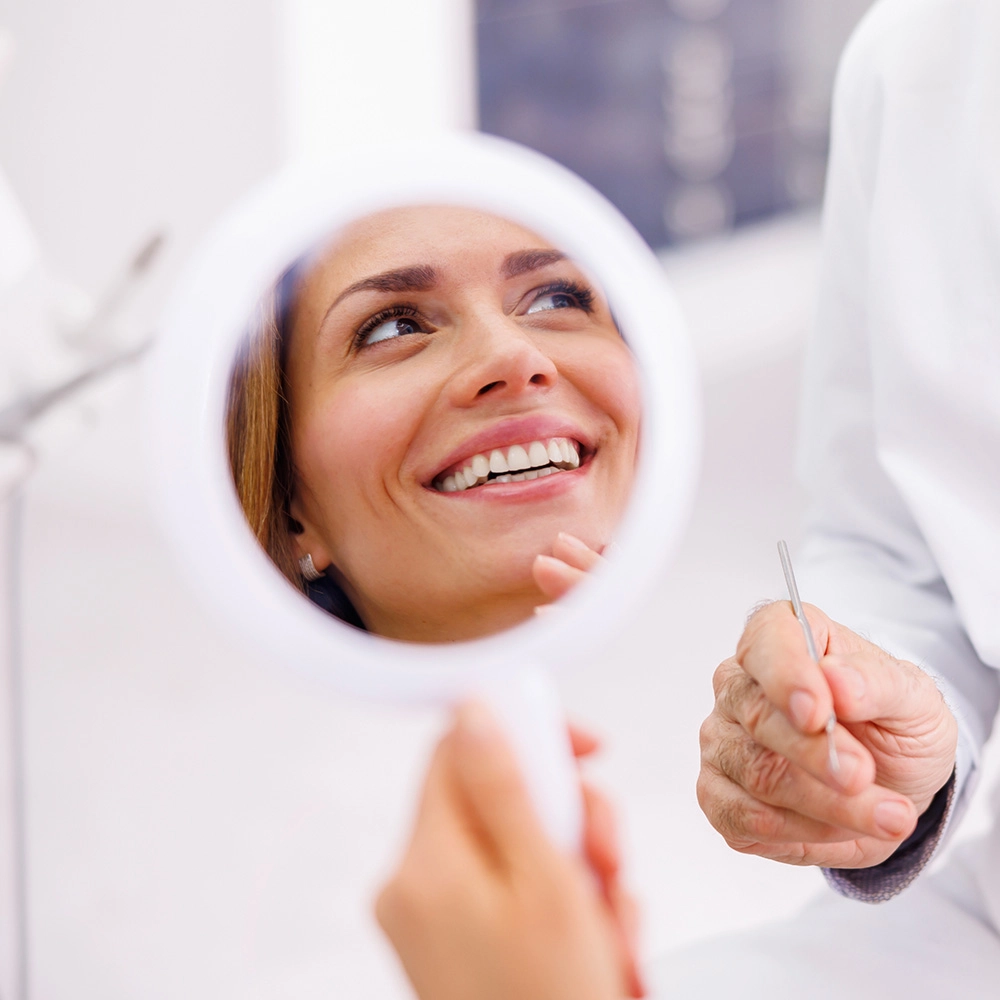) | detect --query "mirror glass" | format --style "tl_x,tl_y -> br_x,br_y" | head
224,204 -> 641,644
